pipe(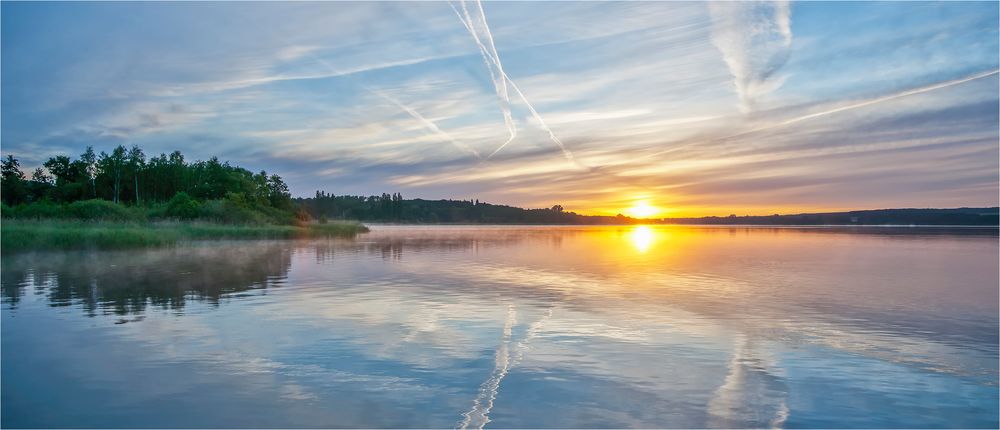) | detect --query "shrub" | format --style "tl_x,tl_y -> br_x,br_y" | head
195,198 -> 264,224
145,202 -> 168,220
166,192 -> 200,219
295,206 -> 312,223
318,214 -> 328,224
13,201 -> 66,219
68,199 -> 138,221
